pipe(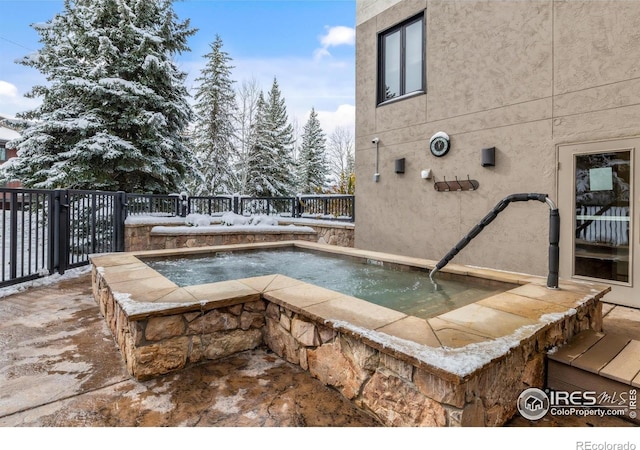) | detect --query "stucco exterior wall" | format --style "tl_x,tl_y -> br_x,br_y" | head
355,0 -> 640,277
